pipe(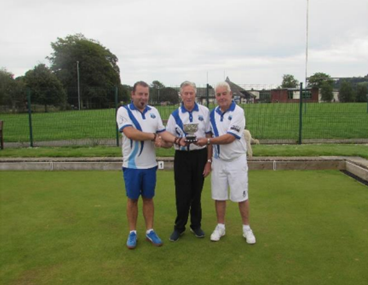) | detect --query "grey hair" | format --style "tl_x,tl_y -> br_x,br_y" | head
215,81 -> 231,93
180,81 -> 197,94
